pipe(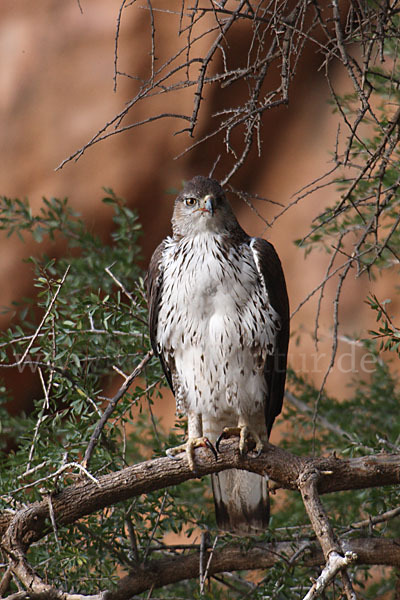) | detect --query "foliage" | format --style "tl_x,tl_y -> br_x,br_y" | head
0,193 -> 212,595
0,183 -> 398,598
0,1 -> 400,599
284,7 -> 400,594
367,295 -> 400,356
